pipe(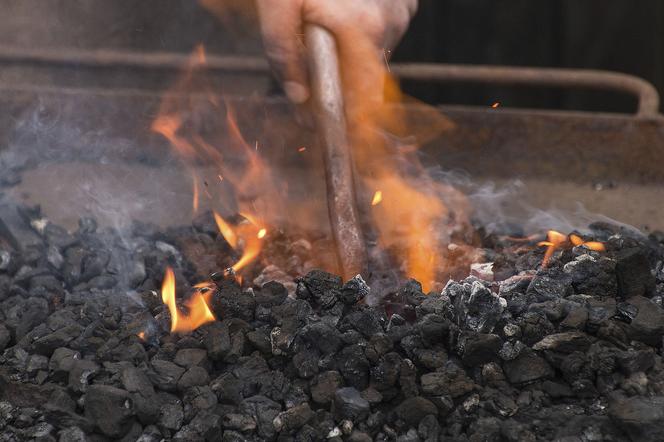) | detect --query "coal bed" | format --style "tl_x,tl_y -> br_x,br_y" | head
1,201 -> 664,442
